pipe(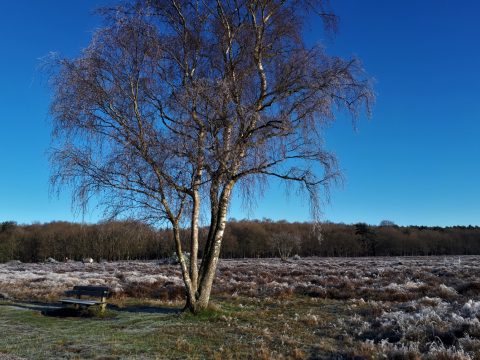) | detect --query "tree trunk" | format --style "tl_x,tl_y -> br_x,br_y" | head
191,182 -> 234,312
190,190 -> 200,292
189,128 -> 204,294
172,225 -> 196,309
